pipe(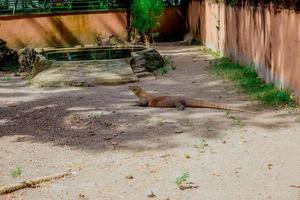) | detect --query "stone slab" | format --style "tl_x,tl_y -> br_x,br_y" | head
31,59 -> 138,87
